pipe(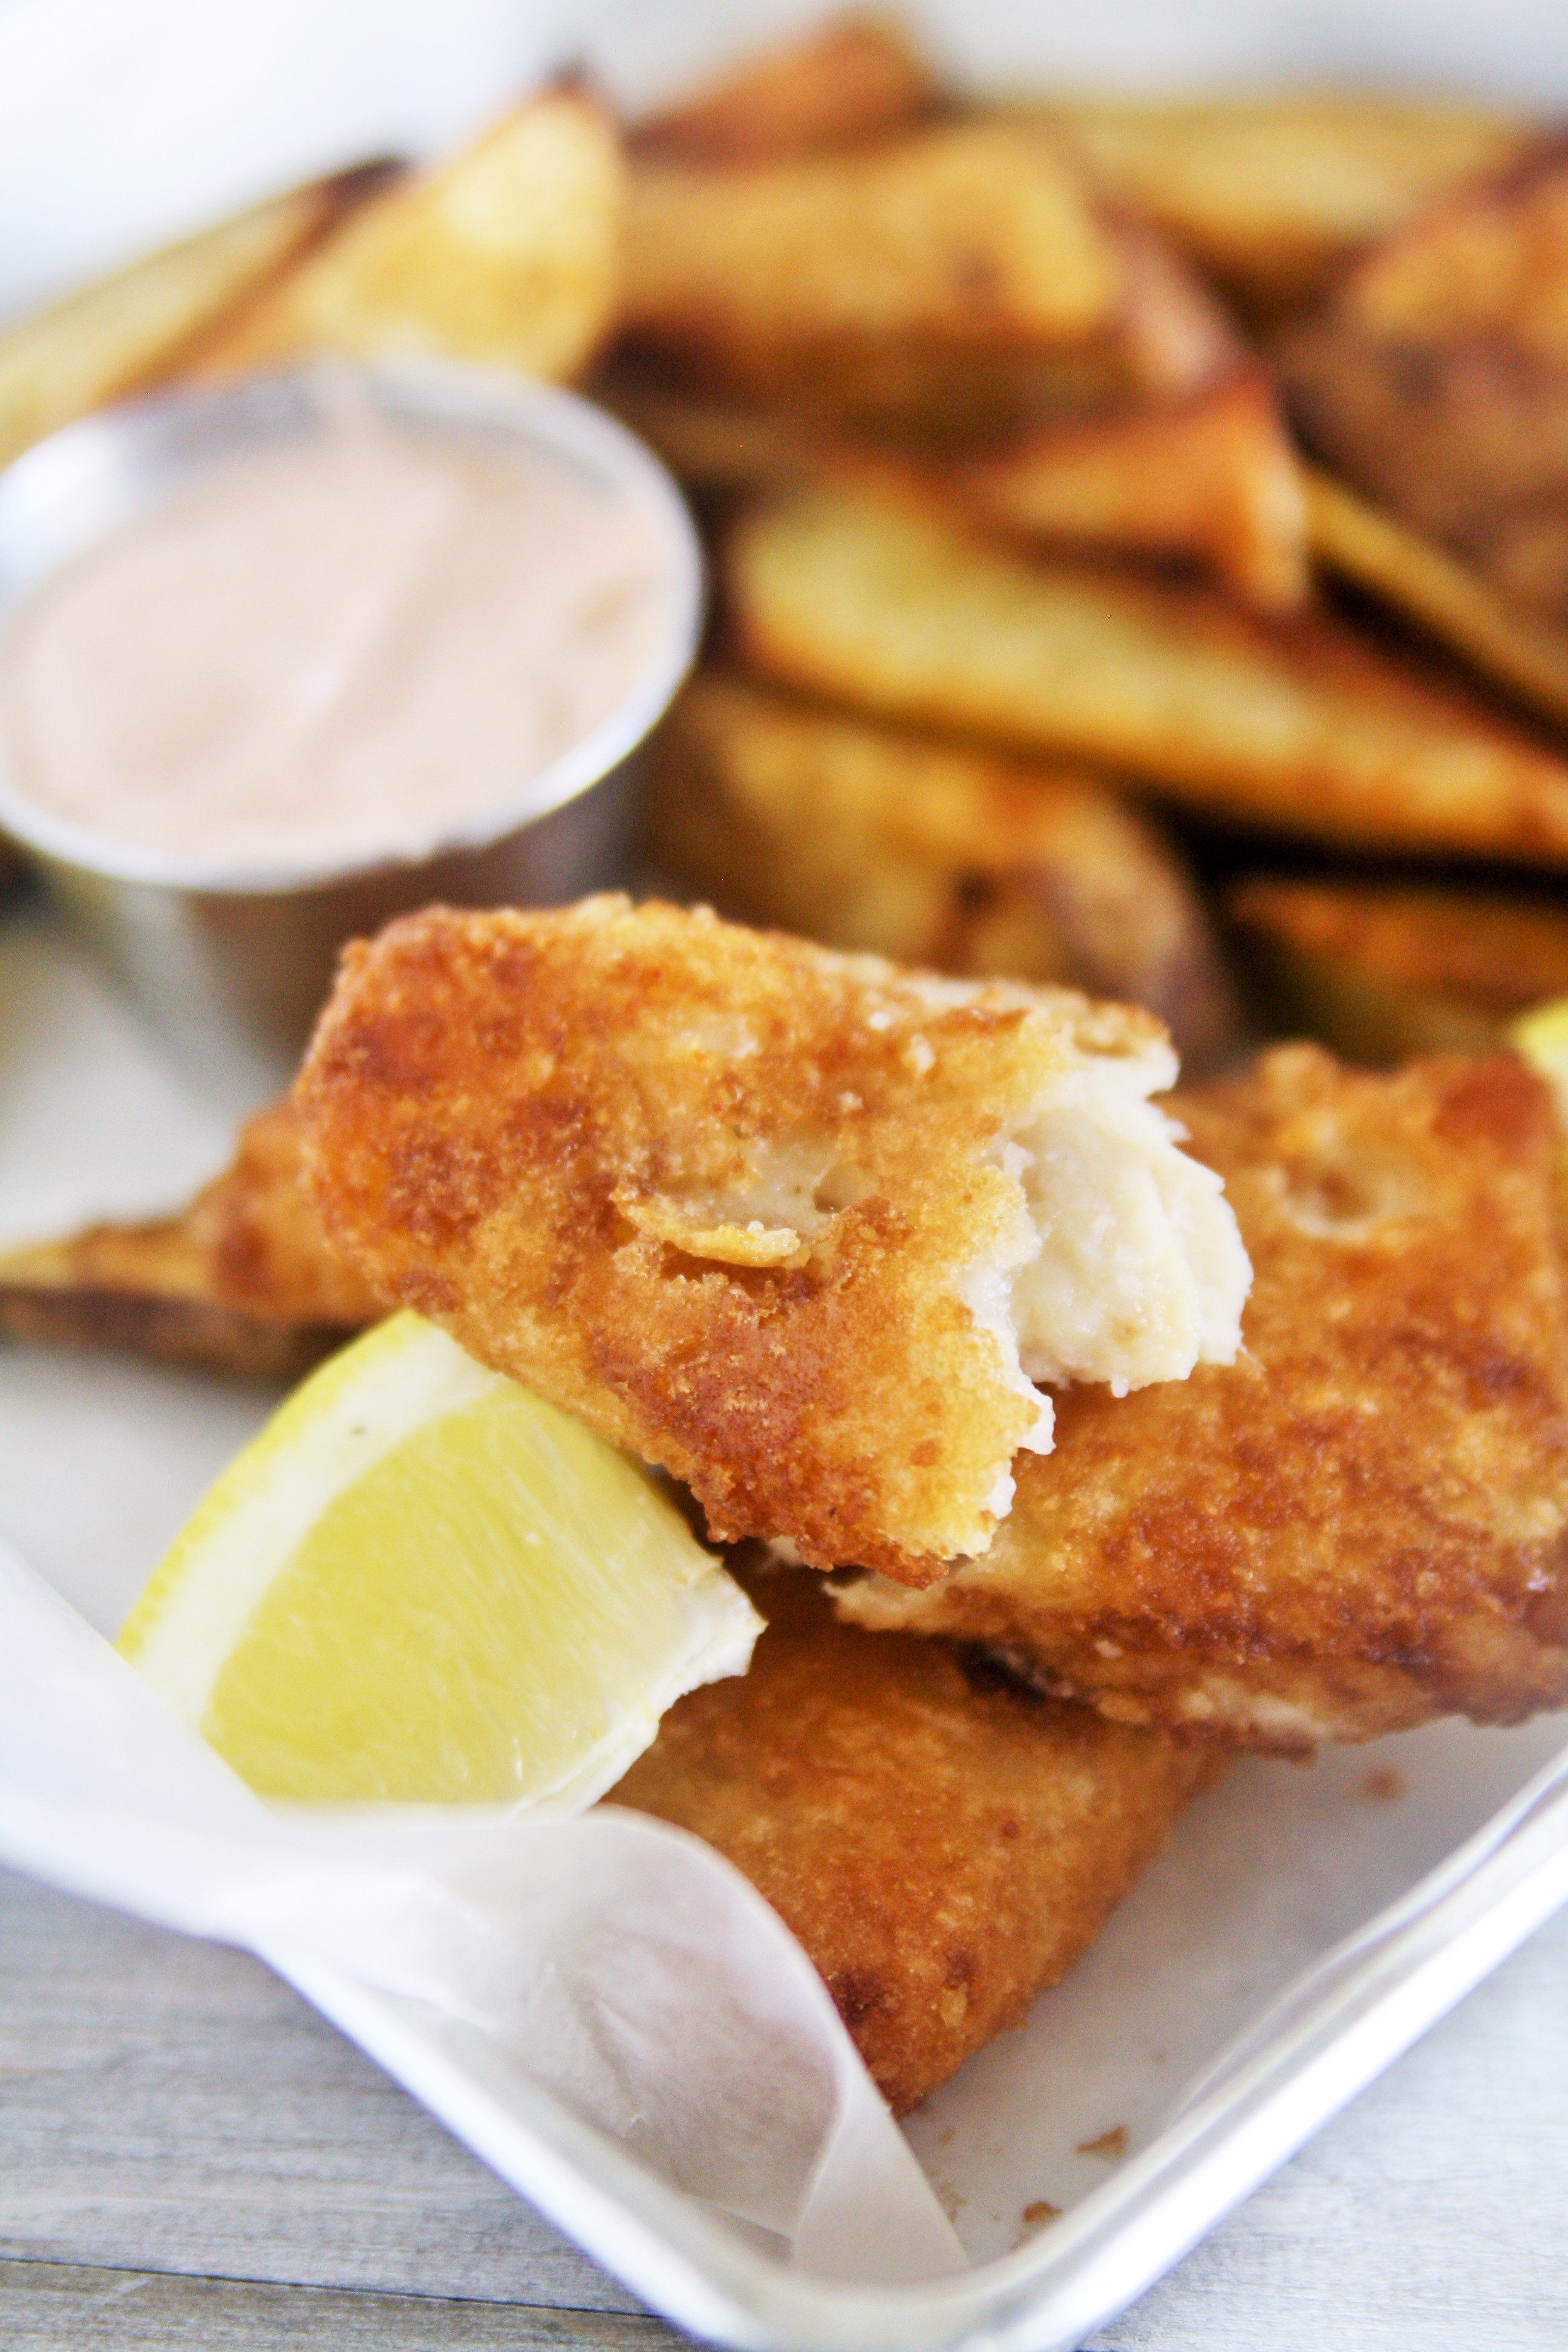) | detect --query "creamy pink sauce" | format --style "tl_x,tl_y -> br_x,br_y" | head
0,419 -> 666,870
